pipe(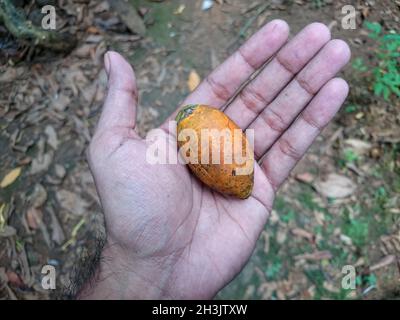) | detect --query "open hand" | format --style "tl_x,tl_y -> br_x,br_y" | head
82,20 -> 350,299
